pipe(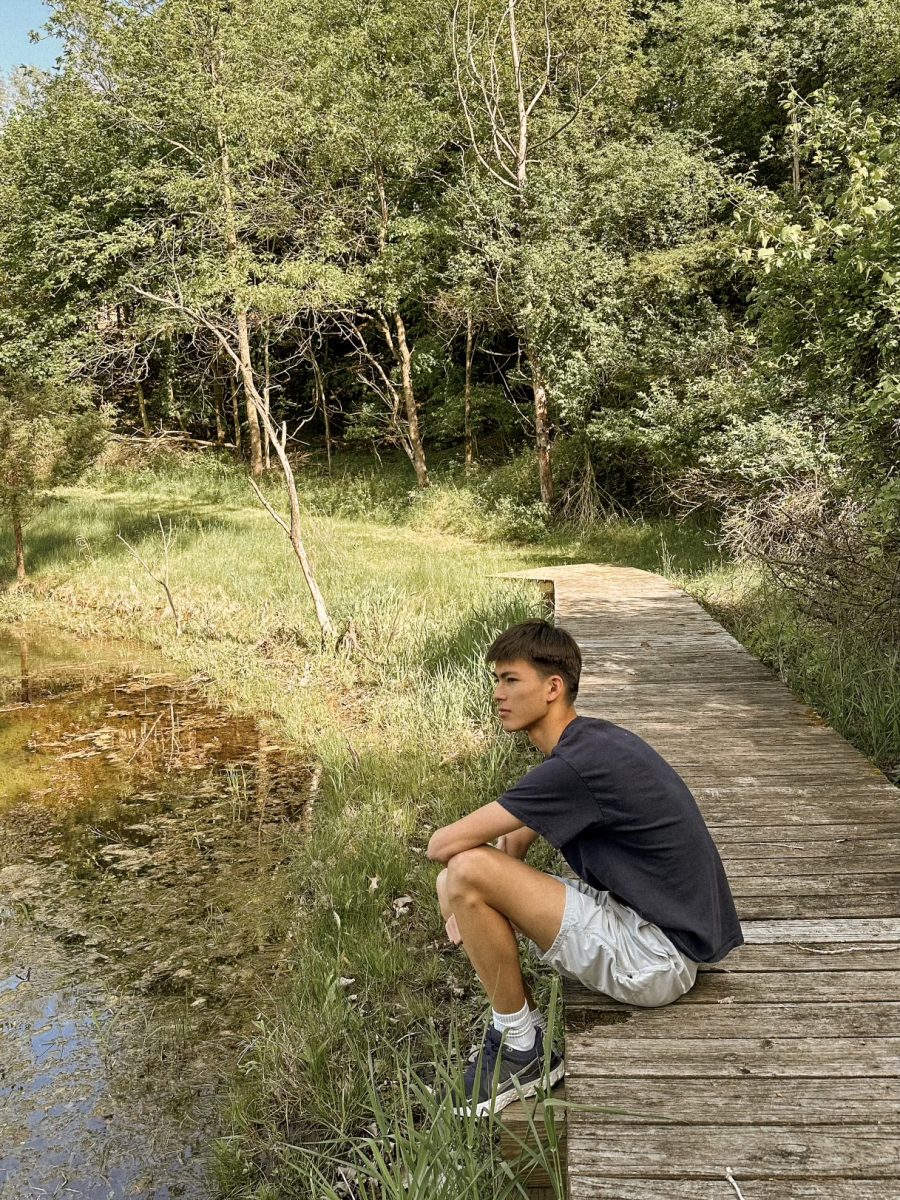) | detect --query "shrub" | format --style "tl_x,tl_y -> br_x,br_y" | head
720,477 -> 900,642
